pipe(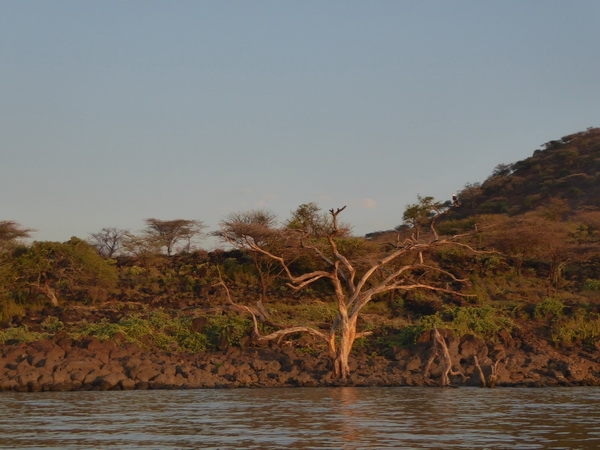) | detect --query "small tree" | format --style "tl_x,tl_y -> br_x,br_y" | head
88,227 -> 128,258
142,219 -> 206,256
216,209 -> 284,317
9,237 -> 118,306
0,221 -> 33,253
285,202 -> 337,237
402,195 -> 446,240
220,199 -> 476,380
